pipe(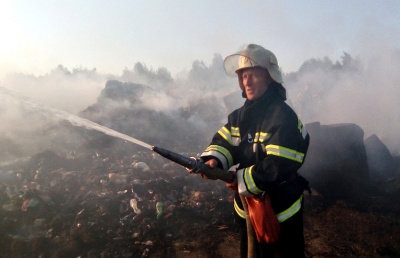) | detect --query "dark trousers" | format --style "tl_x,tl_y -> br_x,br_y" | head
237,204 -> 305,258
